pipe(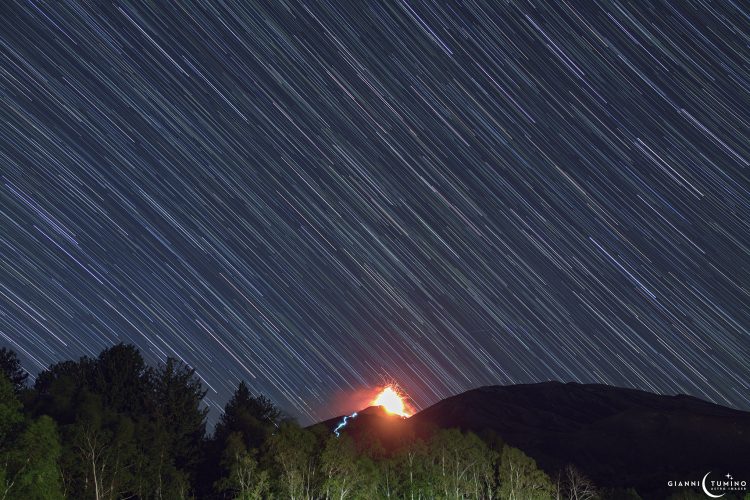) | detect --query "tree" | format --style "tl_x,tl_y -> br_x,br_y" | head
267,421 -> 317,500
566,465 -> 597,500
30,345 -> 208,499
464,432 -> 499,500
425,429 -> 498,499
320,433 -> 367,499
0,348 -> 28,394
374,453 -> 399,499
0,377 -> 23,448
69,391 -> 138,500
499,446 -> 554,500
0,376 -> 25,499
392,439 -> 430,500
215,431 -> 269,500
91,344 -> 148,414
32,358 -> 95,424
205,381 -> 281,498
214,381 -> 281,451
555,464 -> 597,500
31,348 -> 147,500
0,377 -> 63,500
29,358 -> 95,497
2,416 -> 64,500
144,358 -> 207,481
